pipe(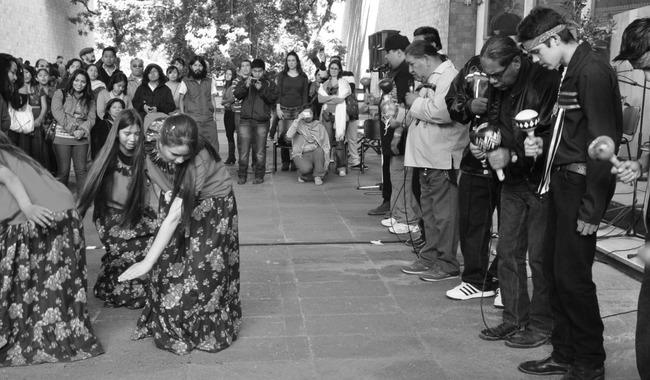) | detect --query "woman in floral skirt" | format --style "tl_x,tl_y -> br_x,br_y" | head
0,132 -> 103,366
119,113 -> 241,355
78,109 -> 159,309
